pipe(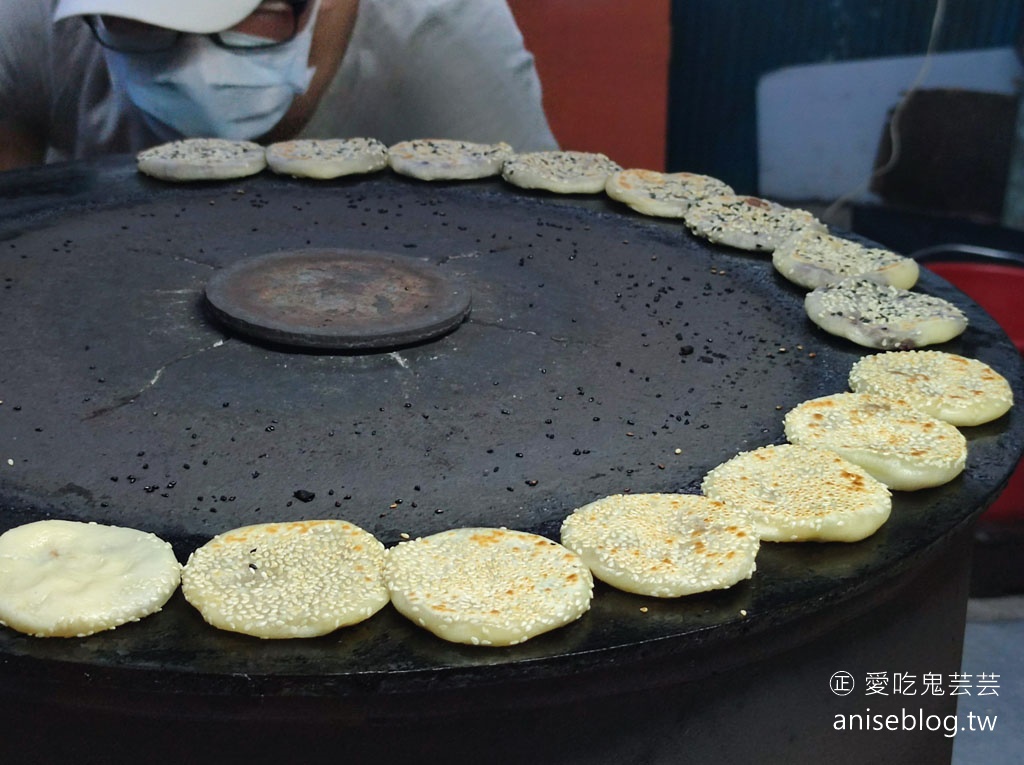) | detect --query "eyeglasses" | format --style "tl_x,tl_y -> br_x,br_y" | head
84,0 -> 310,53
